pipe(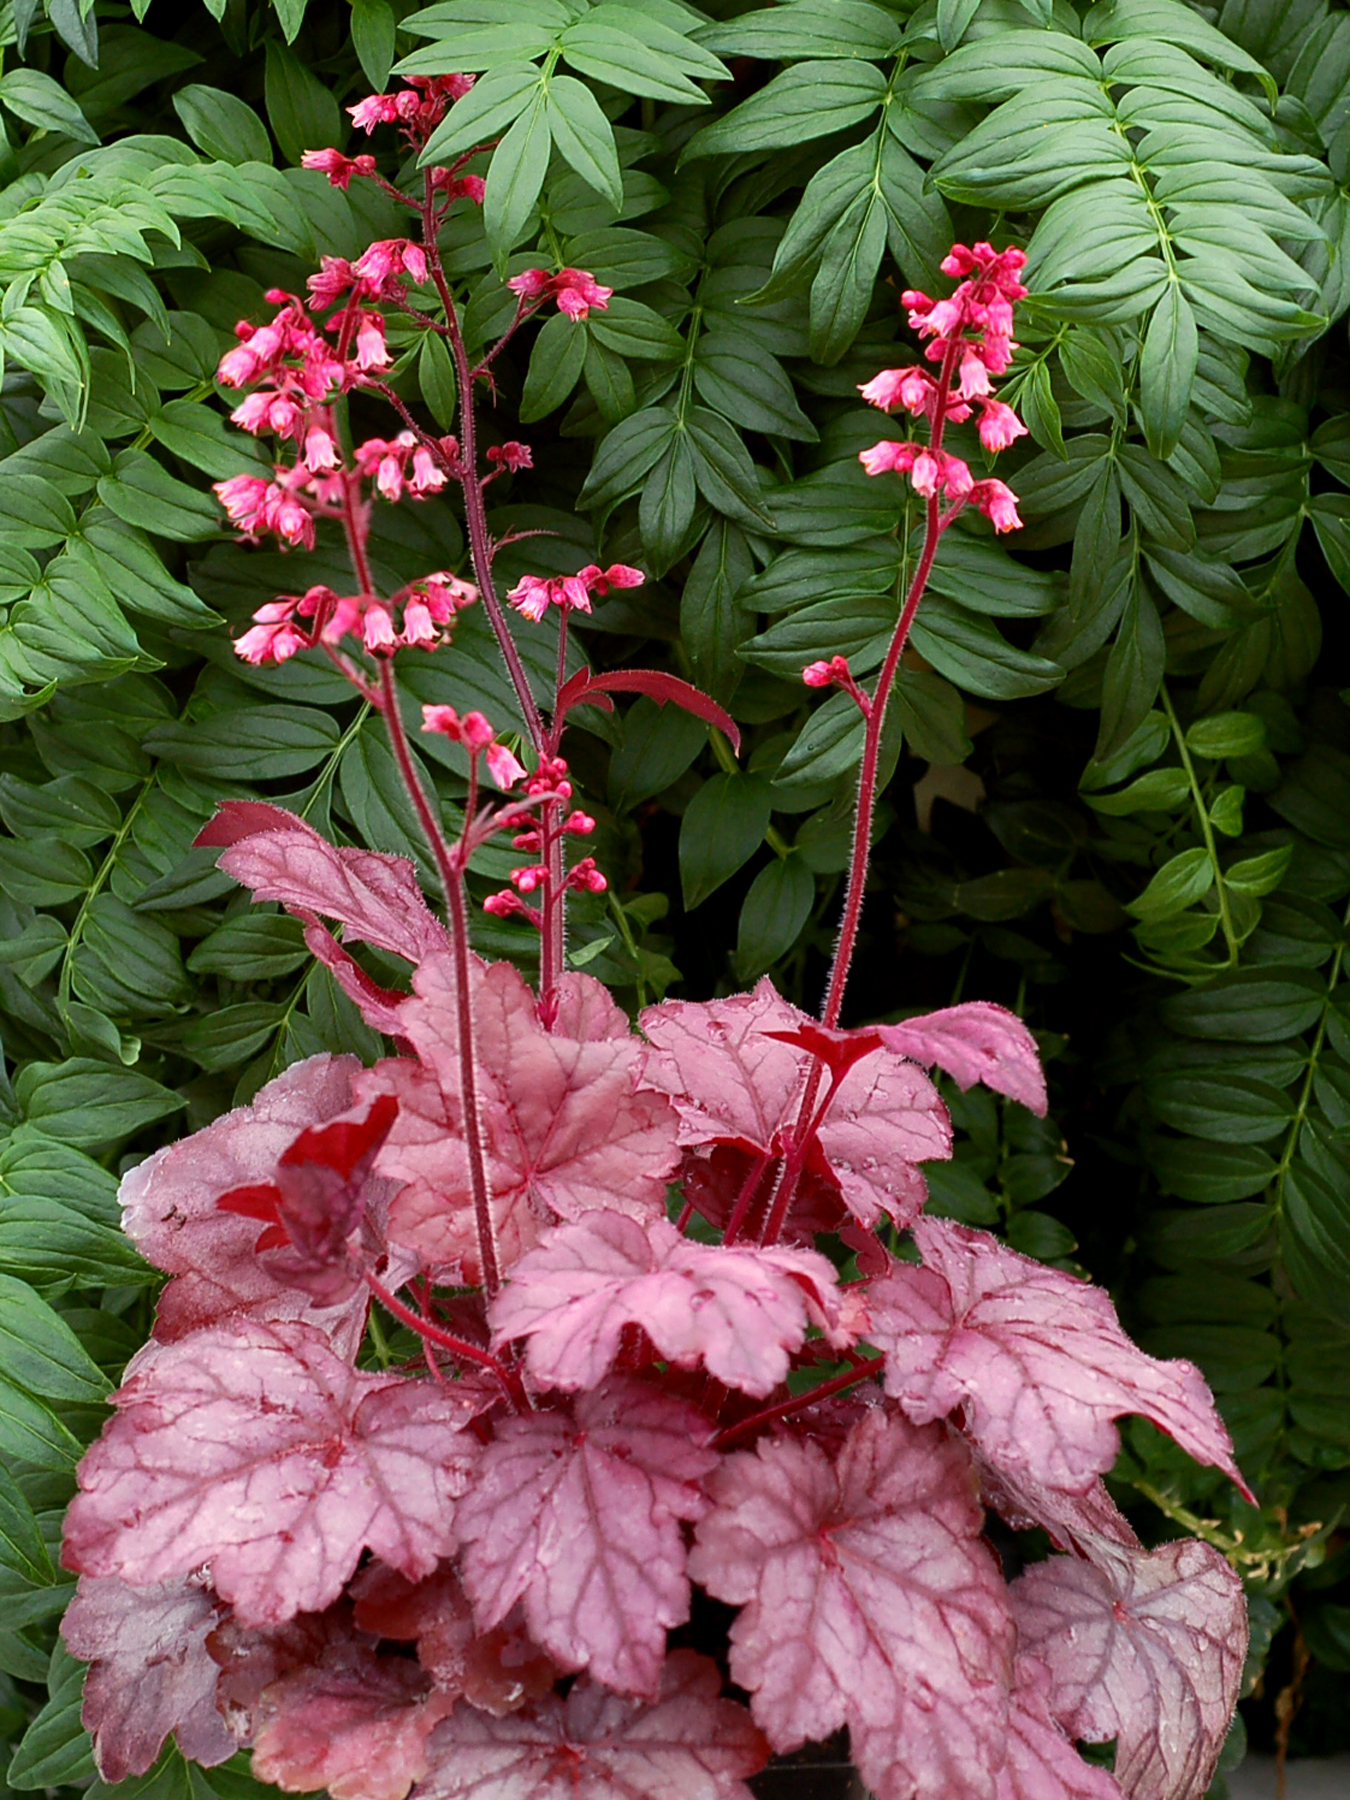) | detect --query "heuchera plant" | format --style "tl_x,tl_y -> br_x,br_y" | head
58,75 -> 1252,1800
